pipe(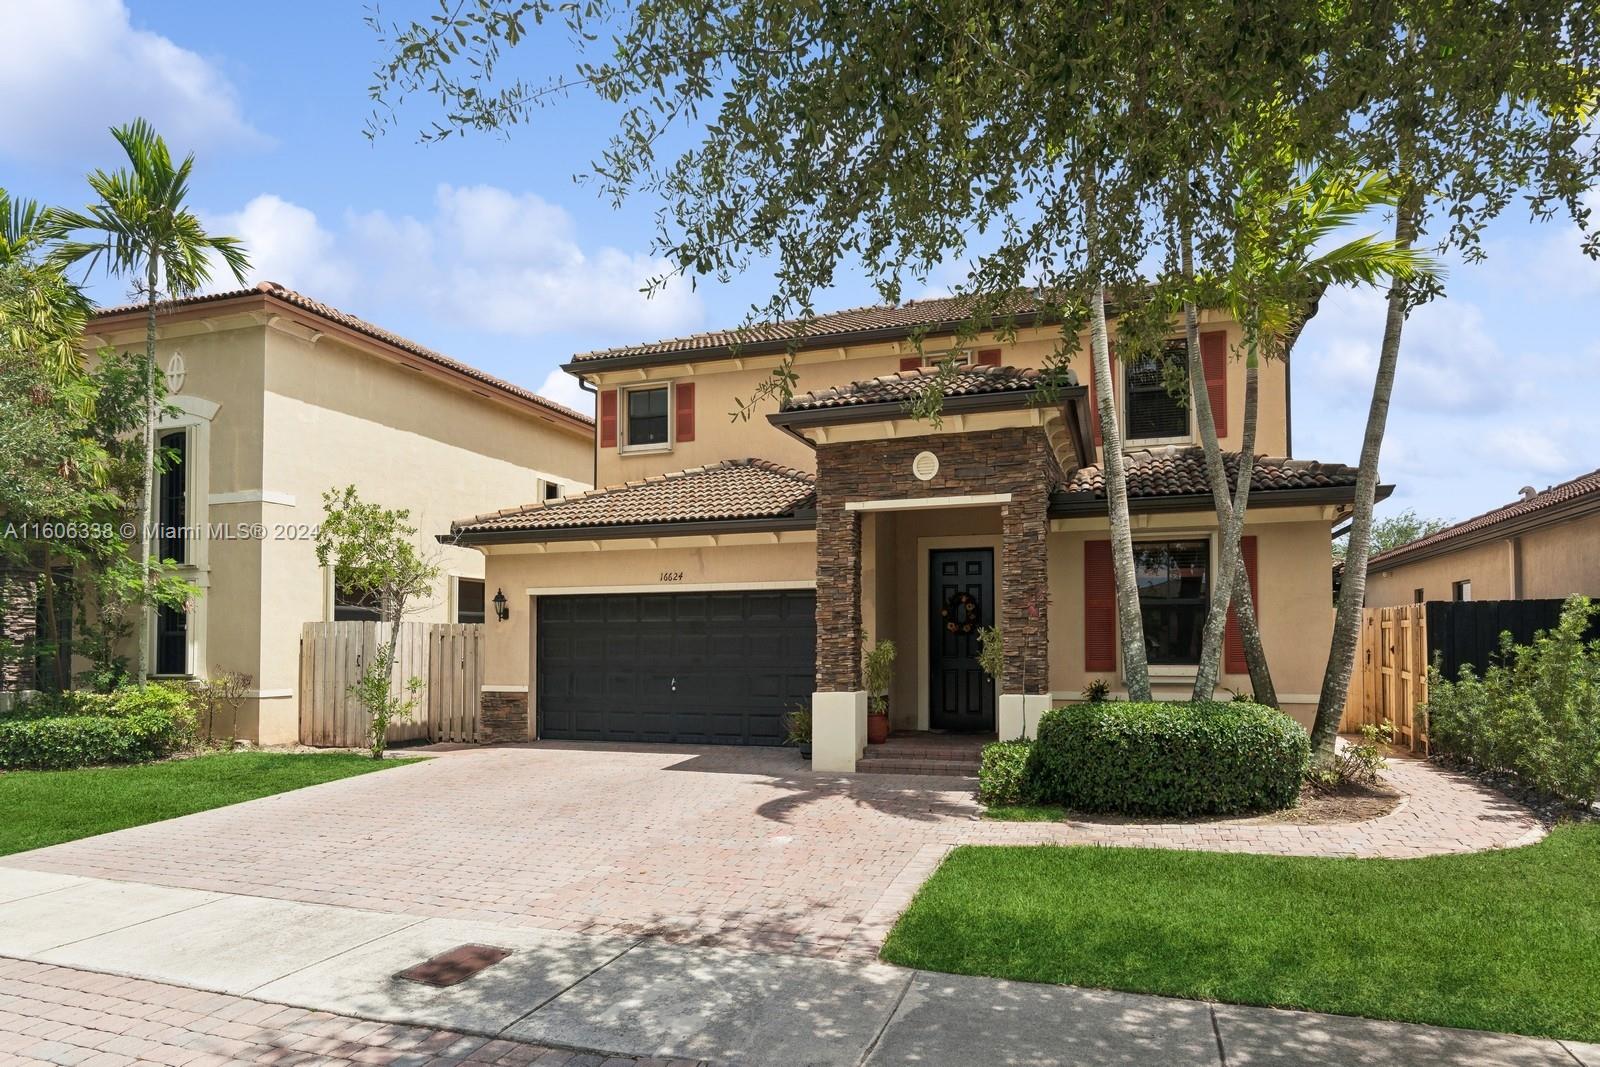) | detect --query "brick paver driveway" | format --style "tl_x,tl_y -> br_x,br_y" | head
1,743 -> 1542,961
